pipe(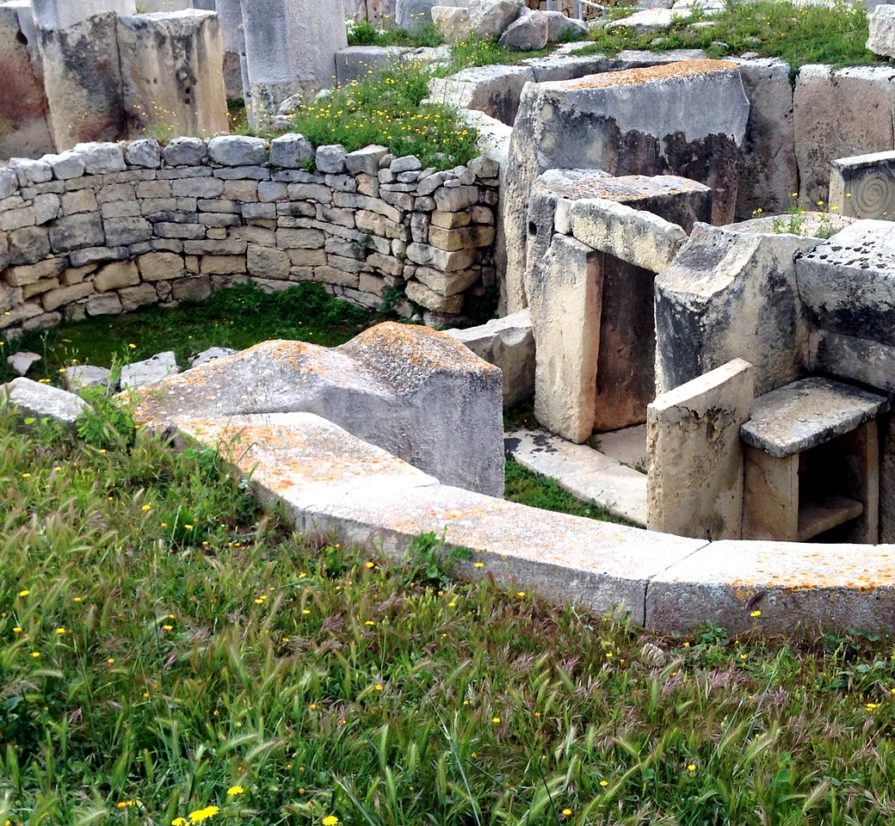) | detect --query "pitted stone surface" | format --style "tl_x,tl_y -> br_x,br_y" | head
132,323 -> 505,496
740,377 -> 888,459
1,377 -> 89,425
